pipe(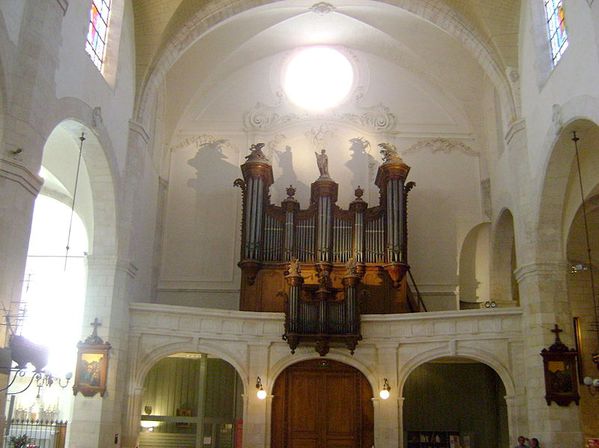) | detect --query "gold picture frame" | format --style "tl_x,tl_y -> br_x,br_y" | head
72,318 -> 111,398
